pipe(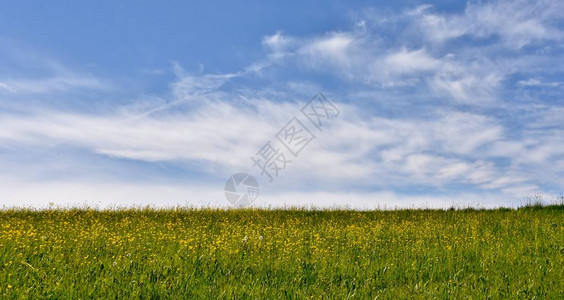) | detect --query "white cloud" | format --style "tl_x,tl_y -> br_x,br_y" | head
1,1 -> 563,208
0,76 -> 106,94
171,62 -> 242,99
256,0 -> 563,104
412,0 -> 564,48
383,48 -> 440,74
517,78 -> 561,87
300,33 -> 355,61
0,40 -> 109,95
0,82 -> 17,93
262,31 -> 297,53
0,177 -> 533,209
430,72 -> 503,104
1,83 -> 558,196
296,32 -> 362,79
